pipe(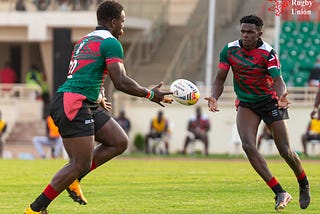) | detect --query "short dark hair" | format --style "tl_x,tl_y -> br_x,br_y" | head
240,15 -> 264,29
97,0 -> 124,25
